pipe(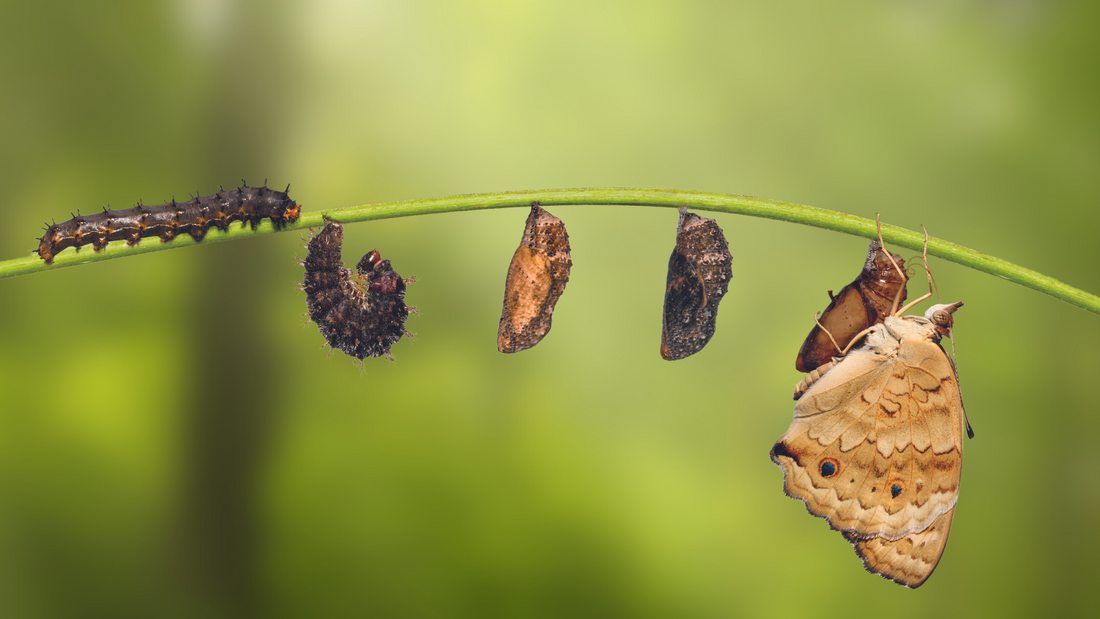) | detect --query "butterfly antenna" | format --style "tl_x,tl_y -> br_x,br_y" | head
896,224 -> 934,316
946,325 -> 976,439
949,348 -> 975,436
